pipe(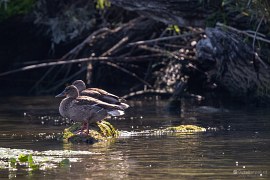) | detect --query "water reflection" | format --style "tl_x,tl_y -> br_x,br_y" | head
0,96 -> 269,179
